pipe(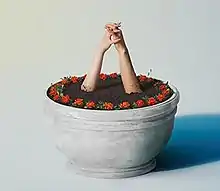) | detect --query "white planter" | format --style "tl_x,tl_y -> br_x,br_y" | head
45,84 -> 180,178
